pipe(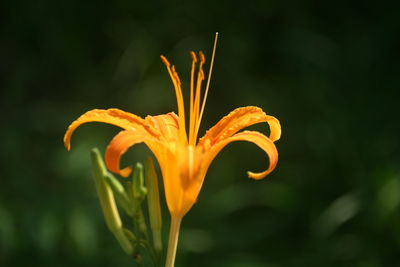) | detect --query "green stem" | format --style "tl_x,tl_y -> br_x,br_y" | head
165,216 -> 182,267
